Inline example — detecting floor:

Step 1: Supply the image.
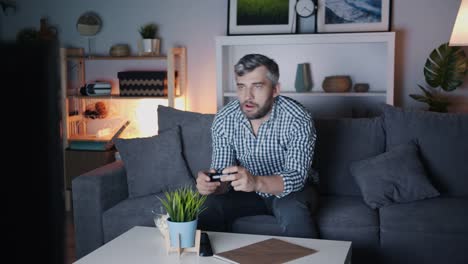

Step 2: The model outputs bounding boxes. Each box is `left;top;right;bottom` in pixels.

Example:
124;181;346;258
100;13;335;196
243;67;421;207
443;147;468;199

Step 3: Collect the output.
66;211;76;264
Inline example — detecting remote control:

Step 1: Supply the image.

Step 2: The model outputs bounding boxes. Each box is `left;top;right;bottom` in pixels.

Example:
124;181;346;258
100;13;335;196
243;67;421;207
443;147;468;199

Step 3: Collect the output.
199;232;213;257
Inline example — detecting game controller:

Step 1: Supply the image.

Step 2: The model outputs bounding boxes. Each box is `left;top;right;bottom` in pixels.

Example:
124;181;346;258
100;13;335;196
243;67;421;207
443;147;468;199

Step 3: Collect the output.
206;171;236;182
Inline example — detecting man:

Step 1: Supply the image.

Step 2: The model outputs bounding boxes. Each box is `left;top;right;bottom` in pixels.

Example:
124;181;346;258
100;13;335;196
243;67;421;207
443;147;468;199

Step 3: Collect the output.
196;54;319;238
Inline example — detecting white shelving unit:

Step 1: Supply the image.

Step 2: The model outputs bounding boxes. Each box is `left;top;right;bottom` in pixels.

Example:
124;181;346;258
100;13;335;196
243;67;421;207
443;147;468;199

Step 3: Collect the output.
216;32;395;117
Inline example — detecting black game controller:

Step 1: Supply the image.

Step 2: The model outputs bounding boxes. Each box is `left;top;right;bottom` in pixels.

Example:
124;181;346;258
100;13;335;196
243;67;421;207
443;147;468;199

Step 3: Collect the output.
206;171;224;182
206;170;236;182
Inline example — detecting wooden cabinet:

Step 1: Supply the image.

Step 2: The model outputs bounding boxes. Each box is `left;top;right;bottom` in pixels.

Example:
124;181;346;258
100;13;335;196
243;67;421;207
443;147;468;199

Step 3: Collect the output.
216;33;395;117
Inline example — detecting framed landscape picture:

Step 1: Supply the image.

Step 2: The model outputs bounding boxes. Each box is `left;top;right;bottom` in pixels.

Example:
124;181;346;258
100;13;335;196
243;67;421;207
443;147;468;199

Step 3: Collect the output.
228;0;296;35
317;0;391;33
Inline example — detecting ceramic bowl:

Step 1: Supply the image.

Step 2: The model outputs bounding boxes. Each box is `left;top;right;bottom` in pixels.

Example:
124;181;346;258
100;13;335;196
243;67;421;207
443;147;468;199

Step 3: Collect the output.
322;75;352;93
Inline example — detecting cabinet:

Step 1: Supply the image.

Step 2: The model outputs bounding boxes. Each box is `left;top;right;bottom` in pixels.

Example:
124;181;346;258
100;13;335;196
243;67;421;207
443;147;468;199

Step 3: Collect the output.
216;33;394;117
59;47;186;210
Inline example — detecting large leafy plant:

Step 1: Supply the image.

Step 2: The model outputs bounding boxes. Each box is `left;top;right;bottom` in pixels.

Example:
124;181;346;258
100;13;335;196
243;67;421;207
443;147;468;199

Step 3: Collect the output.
158;186;207;222
410;43;467;112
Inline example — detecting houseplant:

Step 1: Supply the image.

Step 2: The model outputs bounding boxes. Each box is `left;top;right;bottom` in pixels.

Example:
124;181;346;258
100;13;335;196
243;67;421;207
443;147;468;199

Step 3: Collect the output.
158;186;207;248
409;42;467;112
138;23;159;54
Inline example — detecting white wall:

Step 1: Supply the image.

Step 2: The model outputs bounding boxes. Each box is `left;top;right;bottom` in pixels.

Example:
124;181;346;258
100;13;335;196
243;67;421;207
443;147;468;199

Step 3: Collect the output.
1;0;467;113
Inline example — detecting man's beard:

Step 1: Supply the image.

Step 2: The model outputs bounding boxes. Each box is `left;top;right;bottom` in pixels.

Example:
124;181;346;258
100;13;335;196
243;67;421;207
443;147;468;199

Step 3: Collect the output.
241;98;274;120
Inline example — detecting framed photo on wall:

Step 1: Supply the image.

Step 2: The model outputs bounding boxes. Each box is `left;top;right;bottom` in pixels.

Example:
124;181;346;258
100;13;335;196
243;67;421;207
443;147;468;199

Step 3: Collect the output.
228;0;297;35
317;0;391;33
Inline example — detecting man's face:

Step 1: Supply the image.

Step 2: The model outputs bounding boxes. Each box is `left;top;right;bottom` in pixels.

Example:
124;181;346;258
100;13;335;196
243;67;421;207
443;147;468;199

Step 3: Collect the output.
236;66;280;120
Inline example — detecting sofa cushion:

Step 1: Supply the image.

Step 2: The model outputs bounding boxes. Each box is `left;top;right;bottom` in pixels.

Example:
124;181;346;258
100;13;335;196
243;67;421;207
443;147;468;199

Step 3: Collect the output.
102;194;162;242
114;126;194;198
380;196;468;264
381;104;468;196
158;105;215;179
380;196;468;234
350;141;440;209
317;196;380;263
313;117;385;196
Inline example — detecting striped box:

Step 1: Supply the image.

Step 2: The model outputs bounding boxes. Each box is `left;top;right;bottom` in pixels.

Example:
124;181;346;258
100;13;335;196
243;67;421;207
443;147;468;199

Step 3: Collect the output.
118;71;167;97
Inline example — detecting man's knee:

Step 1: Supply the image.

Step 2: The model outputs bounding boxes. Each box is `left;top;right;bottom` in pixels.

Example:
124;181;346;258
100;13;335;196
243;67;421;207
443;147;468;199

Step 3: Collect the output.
197;194;226;232
270;185;319;238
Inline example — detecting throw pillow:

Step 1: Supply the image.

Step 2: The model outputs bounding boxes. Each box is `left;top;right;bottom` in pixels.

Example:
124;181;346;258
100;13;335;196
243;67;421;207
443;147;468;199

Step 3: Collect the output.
381;104;468;196
114;126;194;198
157;105;215;179
350;141;440;209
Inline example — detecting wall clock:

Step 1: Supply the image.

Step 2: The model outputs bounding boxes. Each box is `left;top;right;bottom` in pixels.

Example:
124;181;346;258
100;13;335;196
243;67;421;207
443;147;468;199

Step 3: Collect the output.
295;0;317;18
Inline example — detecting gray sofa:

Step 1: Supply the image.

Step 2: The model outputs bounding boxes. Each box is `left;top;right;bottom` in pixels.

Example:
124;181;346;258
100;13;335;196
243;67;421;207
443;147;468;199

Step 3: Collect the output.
72;104;468;264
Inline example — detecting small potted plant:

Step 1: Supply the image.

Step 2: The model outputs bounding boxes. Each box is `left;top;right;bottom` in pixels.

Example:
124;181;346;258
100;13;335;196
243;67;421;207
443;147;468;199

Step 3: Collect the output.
138;23;159;54
158;186;207;248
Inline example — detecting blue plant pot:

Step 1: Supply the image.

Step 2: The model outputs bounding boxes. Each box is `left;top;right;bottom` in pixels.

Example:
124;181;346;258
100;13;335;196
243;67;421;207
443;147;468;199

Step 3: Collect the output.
167;218;198;248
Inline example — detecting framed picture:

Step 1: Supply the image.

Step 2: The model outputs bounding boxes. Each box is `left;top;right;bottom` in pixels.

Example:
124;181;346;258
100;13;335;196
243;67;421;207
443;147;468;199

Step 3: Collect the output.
317;0;391;33
228;0;297;35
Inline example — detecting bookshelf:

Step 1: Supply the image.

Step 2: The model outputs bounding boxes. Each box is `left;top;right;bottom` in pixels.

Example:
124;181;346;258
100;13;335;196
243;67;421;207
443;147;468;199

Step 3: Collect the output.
60;47;187;210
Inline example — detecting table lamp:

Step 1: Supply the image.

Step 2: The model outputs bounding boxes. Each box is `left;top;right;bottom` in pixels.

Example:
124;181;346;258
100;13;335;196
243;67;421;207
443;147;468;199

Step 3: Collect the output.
449;0;468;46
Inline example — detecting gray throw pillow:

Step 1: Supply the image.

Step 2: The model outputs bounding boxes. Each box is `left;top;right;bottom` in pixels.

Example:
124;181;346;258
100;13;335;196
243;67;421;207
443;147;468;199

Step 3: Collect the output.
157;105;215;179
114;126;194;198
381;104;468;196
350;142;440;209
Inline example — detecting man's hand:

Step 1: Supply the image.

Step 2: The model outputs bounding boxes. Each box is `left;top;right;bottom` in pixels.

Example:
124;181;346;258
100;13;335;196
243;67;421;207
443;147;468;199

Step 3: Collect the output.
221;166;257;192
196;169;221;195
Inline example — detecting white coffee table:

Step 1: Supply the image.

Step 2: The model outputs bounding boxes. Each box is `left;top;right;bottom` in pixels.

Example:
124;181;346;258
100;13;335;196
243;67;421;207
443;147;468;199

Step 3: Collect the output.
74;226;351;264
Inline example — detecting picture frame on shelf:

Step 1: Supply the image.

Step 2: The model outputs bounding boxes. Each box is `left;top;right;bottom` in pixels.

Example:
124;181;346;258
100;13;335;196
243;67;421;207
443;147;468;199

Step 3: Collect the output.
317;0;391;33
228;0;296;35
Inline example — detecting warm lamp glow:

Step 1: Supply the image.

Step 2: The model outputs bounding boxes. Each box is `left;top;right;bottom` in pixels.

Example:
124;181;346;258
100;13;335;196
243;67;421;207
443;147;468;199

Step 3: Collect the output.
450;0;468;46
119;97;186;138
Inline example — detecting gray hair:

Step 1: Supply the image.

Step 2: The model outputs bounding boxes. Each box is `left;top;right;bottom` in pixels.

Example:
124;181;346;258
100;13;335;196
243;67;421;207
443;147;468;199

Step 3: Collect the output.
234;54;279;87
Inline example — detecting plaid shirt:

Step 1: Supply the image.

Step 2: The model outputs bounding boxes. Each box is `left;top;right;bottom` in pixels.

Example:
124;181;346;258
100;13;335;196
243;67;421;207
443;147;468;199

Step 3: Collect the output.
210;95;317;198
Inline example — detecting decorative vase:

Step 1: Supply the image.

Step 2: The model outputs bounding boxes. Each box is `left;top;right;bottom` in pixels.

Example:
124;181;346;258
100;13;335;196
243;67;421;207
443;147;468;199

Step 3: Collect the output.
167;218;198;248
142;39;153;53
142;38;160;55
294;63;312;92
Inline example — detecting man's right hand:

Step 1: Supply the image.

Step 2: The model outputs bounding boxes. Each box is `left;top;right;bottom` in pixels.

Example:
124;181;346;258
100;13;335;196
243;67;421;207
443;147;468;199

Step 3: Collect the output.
196;169;222;195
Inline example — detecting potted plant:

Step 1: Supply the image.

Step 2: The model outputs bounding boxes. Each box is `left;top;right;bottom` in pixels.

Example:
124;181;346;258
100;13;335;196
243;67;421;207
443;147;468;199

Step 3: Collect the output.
409;42;467;112
138;23;159;54
158;186;207;248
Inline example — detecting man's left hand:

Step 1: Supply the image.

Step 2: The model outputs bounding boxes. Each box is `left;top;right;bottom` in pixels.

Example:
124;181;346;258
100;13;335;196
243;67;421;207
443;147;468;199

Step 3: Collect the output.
221;166;257;192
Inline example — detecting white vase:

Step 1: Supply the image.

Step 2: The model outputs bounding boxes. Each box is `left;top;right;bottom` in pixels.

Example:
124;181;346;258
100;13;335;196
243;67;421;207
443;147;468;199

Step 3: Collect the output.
142;38;160;55
142;39;153;53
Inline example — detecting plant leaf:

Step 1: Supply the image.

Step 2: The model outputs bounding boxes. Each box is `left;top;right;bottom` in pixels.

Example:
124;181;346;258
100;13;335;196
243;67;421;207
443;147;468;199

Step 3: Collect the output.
424;42;468;91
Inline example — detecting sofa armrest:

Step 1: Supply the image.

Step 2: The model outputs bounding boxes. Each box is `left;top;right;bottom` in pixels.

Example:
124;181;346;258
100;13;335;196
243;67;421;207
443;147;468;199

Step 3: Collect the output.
72;160;128;258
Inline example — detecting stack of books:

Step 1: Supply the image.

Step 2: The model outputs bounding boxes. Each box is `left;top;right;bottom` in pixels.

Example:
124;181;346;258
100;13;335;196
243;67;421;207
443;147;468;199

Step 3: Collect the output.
68;119;130;151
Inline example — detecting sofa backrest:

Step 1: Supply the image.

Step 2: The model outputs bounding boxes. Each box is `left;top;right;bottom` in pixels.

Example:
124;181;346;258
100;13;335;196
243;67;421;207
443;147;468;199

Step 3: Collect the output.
158;106;388;197
158;105;215;179
313;117;386;196
381;104;468;196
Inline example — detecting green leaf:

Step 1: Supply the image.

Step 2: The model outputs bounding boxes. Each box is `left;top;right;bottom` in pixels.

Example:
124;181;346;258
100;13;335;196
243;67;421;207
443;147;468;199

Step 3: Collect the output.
424;42;468;91
156;185;207;222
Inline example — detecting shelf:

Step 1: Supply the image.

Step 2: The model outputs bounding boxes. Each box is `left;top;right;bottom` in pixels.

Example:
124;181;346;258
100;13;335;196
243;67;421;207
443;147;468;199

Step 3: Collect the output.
67;95;183;100
216;32;395;117
223;92;387;97
67;55;167;60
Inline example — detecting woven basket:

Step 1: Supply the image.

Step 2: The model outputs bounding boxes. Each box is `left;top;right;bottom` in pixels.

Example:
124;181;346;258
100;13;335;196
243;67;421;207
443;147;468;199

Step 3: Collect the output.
322;75;352;93
110;44;130;57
